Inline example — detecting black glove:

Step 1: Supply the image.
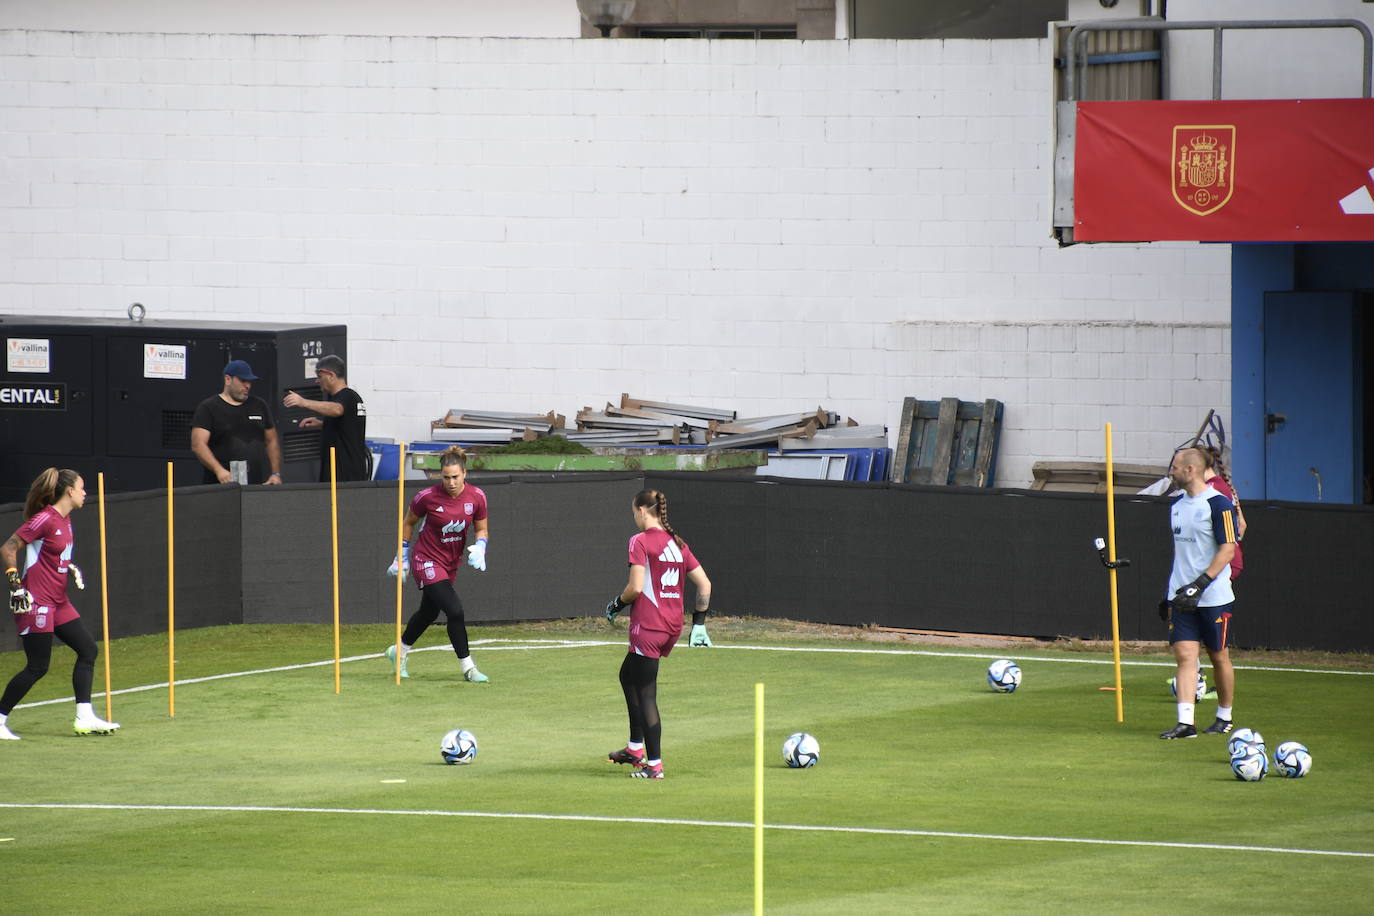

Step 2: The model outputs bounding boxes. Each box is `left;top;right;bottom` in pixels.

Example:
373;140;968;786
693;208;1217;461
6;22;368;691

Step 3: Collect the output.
1157;599;1172;622
605;594;629;623
1171;572;1214;613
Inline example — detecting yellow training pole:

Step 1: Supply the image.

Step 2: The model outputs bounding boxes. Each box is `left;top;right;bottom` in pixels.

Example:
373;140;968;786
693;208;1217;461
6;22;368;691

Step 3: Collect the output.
97;472;113;723
393;444;406;685
166;461;175;718
1105;423;1124;723
754;682;764;915
331;447;341;694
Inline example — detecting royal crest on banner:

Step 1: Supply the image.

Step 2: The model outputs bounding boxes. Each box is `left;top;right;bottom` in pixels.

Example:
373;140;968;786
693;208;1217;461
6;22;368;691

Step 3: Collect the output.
1173;125;1235;215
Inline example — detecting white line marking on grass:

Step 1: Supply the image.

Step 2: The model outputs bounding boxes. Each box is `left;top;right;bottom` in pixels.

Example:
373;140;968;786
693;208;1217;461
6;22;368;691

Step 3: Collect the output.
715;645;1374;676
15;638;1368;712
12;640;618;710
2;803;1370;860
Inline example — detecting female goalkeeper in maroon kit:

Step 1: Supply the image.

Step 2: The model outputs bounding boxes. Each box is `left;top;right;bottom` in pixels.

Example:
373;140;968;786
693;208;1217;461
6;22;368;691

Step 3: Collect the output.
383;446;490;683
605;489;712;779
1;468;119;740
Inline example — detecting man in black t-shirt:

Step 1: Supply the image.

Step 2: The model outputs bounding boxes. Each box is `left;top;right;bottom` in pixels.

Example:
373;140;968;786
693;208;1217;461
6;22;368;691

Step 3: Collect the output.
191;359;283;485
282;354;370;482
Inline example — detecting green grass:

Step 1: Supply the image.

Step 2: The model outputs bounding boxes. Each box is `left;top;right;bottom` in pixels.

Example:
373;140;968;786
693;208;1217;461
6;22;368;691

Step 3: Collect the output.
2;621;1372;914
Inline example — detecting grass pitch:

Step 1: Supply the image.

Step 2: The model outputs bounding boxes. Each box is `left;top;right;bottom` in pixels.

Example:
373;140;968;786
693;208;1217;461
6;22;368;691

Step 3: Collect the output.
2;620;1372;914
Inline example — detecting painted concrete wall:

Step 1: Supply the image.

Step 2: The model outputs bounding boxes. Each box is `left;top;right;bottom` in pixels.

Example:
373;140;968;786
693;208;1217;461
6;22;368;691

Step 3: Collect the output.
0;31;1232;486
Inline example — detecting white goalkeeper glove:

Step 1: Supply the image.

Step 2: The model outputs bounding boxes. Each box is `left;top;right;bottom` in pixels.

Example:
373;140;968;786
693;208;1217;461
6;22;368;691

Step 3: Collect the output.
387;541;410;580
466;538;488;572
6;568;32;615
68;563;85;590
689;623;713;647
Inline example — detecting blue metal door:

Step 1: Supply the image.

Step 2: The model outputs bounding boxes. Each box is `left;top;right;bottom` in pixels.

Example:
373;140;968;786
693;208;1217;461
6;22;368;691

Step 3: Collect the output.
1263;292;1358;502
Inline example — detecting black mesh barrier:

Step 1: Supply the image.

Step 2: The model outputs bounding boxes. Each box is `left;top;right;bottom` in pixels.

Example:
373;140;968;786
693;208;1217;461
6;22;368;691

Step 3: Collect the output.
647;473;1374;652
0;484;241;647
4;476;1371;651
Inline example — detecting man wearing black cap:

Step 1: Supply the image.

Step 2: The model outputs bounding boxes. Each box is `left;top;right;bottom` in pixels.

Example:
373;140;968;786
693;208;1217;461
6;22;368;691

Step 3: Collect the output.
282;355;370;482
190;359;283;485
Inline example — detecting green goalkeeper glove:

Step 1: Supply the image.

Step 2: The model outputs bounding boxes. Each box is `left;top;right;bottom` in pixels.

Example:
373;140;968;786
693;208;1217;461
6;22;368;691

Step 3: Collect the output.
689;624;712;647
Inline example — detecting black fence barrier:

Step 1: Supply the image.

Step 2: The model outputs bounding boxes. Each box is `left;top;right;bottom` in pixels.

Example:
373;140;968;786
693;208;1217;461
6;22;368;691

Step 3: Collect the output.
3;474;1371;652
646;473;1374;652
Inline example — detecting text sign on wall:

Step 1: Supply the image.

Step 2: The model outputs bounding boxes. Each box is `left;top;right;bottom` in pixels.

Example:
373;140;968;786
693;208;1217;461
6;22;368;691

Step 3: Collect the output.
6;338;50;373
144;343;188;380
0;383;65;410
1074;99;1374;242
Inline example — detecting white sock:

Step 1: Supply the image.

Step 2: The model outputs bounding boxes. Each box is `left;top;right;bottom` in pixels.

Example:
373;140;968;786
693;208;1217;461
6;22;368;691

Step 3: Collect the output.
1217;706;1233;721
627;741;645;752
1177;702;1195;726
459;655;476;674
0;712;7;725
646;758;661;767
397;642;411;659
77;702;94;718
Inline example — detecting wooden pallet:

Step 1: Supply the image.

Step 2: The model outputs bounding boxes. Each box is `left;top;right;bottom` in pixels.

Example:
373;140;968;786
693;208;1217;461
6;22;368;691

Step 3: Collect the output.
1029;461;1166;494
892;397;1003;486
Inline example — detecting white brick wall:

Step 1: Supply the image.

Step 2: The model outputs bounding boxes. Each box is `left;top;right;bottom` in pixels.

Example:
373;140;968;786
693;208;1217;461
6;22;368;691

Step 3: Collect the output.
0;31;1233;486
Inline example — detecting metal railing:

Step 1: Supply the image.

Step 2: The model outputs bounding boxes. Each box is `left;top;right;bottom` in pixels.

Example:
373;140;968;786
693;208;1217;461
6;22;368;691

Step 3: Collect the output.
1064;18;1373;101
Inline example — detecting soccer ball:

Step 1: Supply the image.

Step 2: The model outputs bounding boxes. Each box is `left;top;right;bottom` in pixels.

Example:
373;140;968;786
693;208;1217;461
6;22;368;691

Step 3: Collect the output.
987;659;1021;693
1230;744;1267;782
1227;727;1265;758
782;732;820;768
440;728;478;765
1169;670;1207;701
1273;741;1312;778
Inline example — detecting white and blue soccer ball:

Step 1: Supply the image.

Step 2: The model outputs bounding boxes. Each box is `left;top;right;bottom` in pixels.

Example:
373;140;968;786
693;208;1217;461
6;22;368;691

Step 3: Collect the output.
1227;727;1265;758
782;732;820;768
1273;741;1312;778
987;659;1021;693
1230;744;1268;782
1169;670;1207;702
440;728;478;765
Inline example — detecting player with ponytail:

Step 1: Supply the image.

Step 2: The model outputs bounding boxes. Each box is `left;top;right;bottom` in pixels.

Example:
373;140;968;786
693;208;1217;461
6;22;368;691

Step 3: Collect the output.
1200;444;1246;578
604;488;712;779
1;468;119;739
383;446;491;683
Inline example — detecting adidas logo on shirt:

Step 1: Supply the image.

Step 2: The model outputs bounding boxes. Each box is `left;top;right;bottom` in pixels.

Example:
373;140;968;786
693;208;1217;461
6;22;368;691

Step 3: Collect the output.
657;541;683;563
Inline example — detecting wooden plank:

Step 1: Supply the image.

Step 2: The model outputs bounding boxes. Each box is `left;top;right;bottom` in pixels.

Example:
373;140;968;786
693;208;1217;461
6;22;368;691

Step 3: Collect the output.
892;397;918;483
927;397;960;486
713;410;827;435
620;393;735;422
971;398;1002;487
706;421;814;449
605;403;713;429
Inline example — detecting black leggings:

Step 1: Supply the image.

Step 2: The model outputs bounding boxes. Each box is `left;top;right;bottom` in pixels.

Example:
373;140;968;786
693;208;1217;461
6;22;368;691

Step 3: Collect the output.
0;619;99;715
619;653;661;761
401;579;471;659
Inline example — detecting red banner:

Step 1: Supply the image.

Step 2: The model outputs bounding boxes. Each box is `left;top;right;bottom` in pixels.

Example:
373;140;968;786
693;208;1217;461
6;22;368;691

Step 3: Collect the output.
1073;99;1374;242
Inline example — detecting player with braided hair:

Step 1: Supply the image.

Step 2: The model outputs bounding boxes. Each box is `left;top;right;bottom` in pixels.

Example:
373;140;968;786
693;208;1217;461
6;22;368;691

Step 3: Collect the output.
1200;443;1246;578
604;488;712;779
1;468;119;739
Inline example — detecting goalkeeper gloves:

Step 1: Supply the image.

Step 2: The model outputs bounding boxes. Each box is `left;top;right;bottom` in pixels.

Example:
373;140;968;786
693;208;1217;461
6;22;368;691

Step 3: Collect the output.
466;538;488;572
6;568;32;615
1157;599;1172;622
605;594;628;623
689;623;712;647
68;563;85;590
1171;572;1214;613
387;541;410;580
